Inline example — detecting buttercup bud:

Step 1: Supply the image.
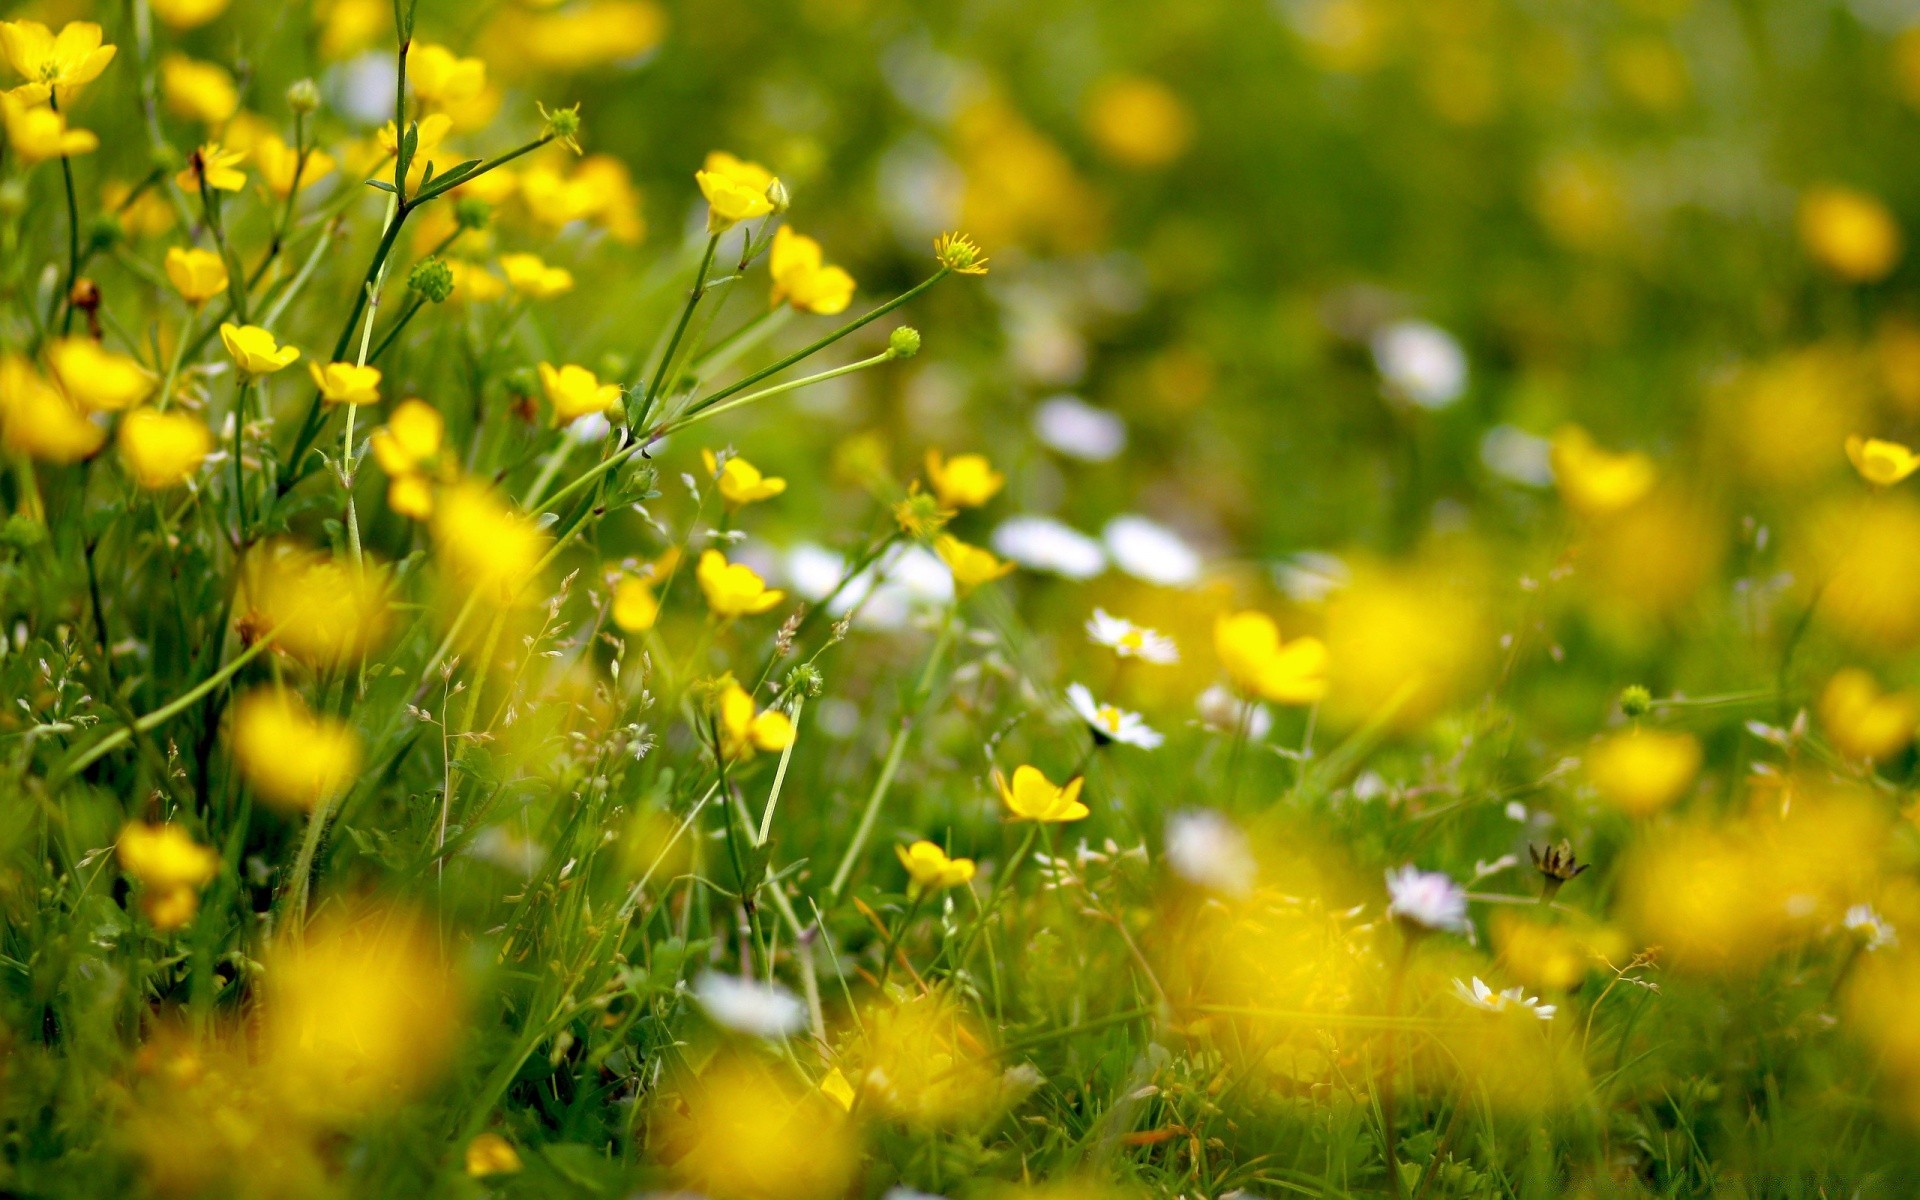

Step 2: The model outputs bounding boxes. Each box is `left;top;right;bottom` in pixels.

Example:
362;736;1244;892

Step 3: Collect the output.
765;177;790;215
287;78;321;115
408;257;455;303
1618;685;1652;719
539;102;583;154
888;326;921;359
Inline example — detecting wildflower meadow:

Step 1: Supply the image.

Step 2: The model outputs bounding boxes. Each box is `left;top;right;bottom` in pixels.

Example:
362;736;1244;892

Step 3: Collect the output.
5;0;1920;1196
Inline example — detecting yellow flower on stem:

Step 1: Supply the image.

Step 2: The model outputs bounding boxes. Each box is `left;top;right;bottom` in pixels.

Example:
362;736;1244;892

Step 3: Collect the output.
1819;669;1919;762
446;260;506;303
1549;425;1655;518
230;687;361;812
716;681;794;760
118;408;212;489
240;541;392;666
0;93;96;166
702;449;786;510
0;20;116;106
0;355;103;463
499;252;574;299
769;226;855;315
537;362;620;426
431;480;549;600
407;43;486;109
1214;610;1328;704
895;841;976;894
995;764;1088;823
935;535;1015;594
148;0;230;31
1585;728;1700;816
465;1133;522;1178
116;822;220;932
308;361;382;406
46;337;155;411
1845;435;1920;487
176;142;247;192
370;398;444;519
1799;185;1903;283
220;323;299;376
696;150;779;234
160;54;237;126
924;449;1004;509
696;549;784;618
165;246;229;305
932;231;989;275
611;575;660;631
254;135;335;197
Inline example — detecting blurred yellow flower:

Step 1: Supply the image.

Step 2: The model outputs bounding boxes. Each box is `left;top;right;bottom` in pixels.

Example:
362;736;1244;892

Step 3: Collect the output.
717;681;794;760
370;398;444;518
996;763;1088;823
103;179;174;239
0;19;116;105
896;840;976;894
408;43;486;108
935;534;1015;594
1845;434;1920;487
0;355;103;463
696;548;784;617
118;408;211;490
1214;610;1328;705
0;92;96;165
177;142;247;192
819;1067;856;1112
253;134;335;197
702;449;786;509
377;112;452;189
220;323;299;375
1084;75;1194;168
117;822;220;932
848;992;999;1126
231;687;361;812
1820;668;1918;762
308;360;381;406
479;0;666;74
924;448;1004;509
148;0;230;30
465;1133;522;1178
696;150;778;234
1550;425;1655;517
654;1054;858;1200
611;575;659;631
1799;186;1903;283
160;54;238;126
499;252;574;299
447;259;506;303
1801;495;1920;650
165;246;229;306
769;226;855;315
318;0;385;60
46;337;154;411
431;480;549;600
242;541;392;666
537;362;620;425
1585;728;1700;816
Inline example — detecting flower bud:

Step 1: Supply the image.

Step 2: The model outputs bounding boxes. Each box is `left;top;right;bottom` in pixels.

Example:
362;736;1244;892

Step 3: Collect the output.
765;177;790;215
538;102;583;153
286;78;321;115
1618;685;1652;719
888;326;921;359
408;256;455;303
454;197;492;231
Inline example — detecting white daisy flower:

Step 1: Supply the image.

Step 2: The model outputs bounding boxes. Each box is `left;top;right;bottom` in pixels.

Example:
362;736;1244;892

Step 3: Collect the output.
1165;809;1256;896
1195;684;1271;739
1066;683;1164;749
1033;394;1127;462
1845;903;1897;951
1103;514;1203;587
1086;608;1178;663
991;515;1106;579
691;971;807;1038
1371;319;1467;410
1385;864;1470;934
1451;976;1555;1020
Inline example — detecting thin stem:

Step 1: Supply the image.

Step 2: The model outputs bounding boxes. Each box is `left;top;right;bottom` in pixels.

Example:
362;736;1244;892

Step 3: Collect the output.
653;349;899;439
632;235;721;433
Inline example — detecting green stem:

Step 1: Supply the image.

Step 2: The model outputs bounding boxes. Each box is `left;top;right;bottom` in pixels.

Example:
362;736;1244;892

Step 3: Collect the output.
632;235;721;433
653;349;899;439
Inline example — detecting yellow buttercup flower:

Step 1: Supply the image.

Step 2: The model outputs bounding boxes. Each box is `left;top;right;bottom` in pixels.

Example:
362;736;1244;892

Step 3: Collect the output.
1845;435;1920;487
231;687;362;812
611;575;660;632
924;449;1004;509
116;822;220;932
102;178;174;239
1585;728;1700;816
932;231;989;275
118;408;212;489
696;549;784;618
447;259;506;303
177;142;247;193
1819;669;1918;762
769;226;855;315
895;841;976;894
165;246;229;305
696;150;779;234
371;398;444;519
499;253;575;299
934;535;1015;594
308;361;382;406
46;337;155;411
160;54;238;126
1085;75;1194;168
254;134;335;197
1;92;96;166
1549;425;1655;517
220;324;299;376
240;542;392;666
716;681;795;760
995;764;1088;823
0;355;104;463
465;1133;522;1179
0;20;116;106
702;449;786;509
1799;185;1903;283
148;0;231;30
1213;610;1328;704
407;43;486;109
537;362;620;426
431;481;549;600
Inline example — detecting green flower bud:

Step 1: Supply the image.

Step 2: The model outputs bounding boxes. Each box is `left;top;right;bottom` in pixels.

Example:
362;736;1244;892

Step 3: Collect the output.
286;78;321;115
408;256;455;303
1618;685;1653;719
888;326;921;359
454;197;492;231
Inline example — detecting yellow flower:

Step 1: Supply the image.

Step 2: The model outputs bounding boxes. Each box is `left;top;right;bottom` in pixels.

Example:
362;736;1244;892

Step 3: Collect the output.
1084;75;1194;168
46;337;155;411
1799;185;1903;283
176;142;247;193
0;20;116;106
819;1068;857;1112
1845;435;1920;487
702;449;787;509
932;231;989;275
995;764;1088;823
148;0;231;30
253;135;335;197
431;480;549;600
165;247;229;306
102;178;174;239
241;542;391;666
0;92;96;166
118;408;212;489
934;535;1015;594
892;485;954;541
499;252;574;299
0;355;103;463
696;150;779;234
116;822;220;932
376;111;452;189
220;324;299;376
696;548;784;618
924;449;1004;509
465;1133;522;1178
1585;728;1700;816
1820;669;1918;762
446;260;506;303
308;361;382;406
895;840;976;894
768;226;855;315
231;687;362;812
537;362;620;426
407;43;486;109
1549;425;1655;517
716;682;794;760
371;398;444;518
160;54;238;126
612;575;660;632
1213;611;1328;705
